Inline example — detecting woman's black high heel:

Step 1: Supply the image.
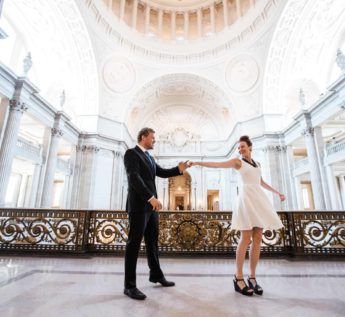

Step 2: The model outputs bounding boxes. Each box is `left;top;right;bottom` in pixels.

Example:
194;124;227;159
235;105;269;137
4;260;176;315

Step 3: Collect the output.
233;275;253;296
247;277;263;295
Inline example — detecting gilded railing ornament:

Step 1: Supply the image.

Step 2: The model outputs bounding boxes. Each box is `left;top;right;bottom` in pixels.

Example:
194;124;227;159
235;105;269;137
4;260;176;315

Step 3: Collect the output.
0;209;344;256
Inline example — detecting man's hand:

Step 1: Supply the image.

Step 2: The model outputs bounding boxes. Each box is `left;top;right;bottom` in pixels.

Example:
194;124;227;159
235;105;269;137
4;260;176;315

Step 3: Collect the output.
149;197;163;211
178;161;191;173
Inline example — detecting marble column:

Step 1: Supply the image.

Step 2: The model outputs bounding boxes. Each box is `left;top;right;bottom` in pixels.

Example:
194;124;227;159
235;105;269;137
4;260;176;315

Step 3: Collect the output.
313;126;331;209
0;0;4;16
0;0;6;39
110;150;124;209
325;165;341;210
158;9;163;36
236;0;241;18
0;98;9;147
0;99;28;206
302;127;326;209
69;144;83;209
63;146;76;208
184;11;189;39
121;174;128;210
28;163;41;207
61;173;71;209
132;0;138;28
145;5;150;34
222;0;228;26
338;175;345;209
262;145;285;210
293;176;302;209
40;128;63;208
77;145;100;209
210;4;215;34
281;145;298;209
197;9;202;38
119;0;126;20
17;173;29;207
35;128;52;207
171;11;176;40
162;179;168;210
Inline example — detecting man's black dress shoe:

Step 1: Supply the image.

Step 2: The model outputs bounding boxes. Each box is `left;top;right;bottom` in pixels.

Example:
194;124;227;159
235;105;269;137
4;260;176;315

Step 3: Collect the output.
149;277;175;287
124;287;147;300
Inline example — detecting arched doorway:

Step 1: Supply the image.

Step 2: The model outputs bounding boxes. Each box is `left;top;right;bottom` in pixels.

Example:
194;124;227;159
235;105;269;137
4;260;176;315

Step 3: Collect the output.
168;172;191;211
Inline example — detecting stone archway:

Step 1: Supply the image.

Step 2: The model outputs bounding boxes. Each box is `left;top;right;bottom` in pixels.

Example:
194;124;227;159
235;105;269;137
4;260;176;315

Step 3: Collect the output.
168;172;192;211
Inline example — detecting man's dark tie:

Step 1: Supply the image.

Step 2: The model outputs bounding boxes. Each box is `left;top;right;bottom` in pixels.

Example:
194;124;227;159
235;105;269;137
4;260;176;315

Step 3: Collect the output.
145;151;155;168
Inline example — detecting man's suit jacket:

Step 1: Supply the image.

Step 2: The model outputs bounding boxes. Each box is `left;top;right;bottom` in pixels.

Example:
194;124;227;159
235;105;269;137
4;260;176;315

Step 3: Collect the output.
124;146;182;213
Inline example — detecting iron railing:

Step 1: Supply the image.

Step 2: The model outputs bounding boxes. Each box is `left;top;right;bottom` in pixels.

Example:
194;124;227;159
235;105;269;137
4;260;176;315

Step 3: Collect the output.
0;209;344;257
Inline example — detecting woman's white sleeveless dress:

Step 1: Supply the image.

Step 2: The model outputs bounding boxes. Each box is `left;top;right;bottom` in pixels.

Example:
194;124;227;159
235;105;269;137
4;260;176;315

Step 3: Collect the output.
231;159;284;231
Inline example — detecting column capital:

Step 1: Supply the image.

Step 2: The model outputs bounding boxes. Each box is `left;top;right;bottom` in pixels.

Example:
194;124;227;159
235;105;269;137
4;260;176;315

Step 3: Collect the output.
339;100;345;110
114;150;123;158
301;127;314;137
51;127;64;137
78;145;100;153
262;145;286;153
9;99;28;113
336;48;345;73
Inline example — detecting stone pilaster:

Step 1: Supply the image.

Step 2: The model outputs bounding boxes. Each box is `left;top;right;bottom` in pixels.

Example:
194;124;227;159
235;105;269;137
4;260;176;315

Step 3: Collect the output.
261;145;286;210
76;145;100;208
325;165;341;210
28;163;42;207
40;127;63;207
281;145;298;209
313;126;331;209
110;150;124;209
301;127;326;209
0;99;28;205
338;176;345;209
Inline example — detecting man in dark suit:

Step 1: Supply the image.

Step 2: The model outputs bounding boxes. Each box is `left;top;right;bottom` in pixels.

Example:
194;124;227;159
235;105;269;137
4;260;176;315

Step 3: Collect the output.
123;127;190;300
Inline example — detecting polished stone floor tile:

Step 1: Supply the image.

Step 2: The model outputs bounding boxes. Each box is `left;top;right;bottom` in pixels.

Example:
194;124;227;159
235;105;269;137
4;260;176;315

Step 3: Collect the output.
0;256;344;317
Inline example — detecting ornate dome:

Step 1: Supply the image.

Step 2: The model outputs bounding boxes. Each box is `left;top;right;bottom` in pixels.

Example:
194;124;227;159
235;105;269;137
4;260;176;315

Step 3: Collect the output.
104;0;255;41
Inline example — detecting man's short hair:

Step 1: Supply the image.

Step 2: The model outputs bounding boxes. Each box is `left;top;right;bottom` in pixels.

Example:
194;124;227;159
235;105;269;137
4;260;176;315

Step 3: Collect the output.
137;127;155;143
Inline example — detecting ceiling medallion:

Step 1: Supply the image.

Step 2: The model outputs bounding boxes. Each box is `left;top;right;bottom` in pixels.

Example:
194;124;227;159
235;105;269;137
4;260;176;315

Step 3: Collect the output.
102;56;136;93
226;55;260;93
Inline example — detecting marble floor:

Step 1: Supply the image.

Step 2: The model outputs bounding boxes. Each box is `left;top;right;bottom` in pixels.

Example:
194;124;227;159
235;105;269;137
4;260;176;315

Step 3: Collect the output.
0;255;344;317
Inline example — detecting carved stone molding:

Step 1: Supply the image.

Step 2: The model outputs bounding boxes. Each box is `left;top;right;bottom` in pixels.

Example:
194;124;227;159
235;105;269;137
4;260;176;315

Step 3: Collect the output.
102;56;135;93
301;127;314;137
159;128;201;153
226;55;260;93
114;150;123;158
6;0;99;114
263;0;345;113
51;128;64;137
9;99;28;113
85;0;279;63
262;145;287;153
336;49;345;73
77;145;100;153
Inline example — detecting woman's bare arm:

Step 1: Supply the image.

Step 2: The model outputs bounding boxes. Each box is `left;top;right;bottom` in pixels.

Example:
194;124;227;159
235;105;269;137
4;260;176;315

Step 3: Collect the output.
192;158;241;169
260;178;285;201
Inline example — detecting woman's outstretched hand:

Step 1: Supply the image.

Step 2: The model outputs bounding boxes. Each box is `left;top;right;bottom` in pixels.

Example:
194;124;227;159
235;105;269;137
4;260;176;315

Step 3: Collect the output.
278;193;285;201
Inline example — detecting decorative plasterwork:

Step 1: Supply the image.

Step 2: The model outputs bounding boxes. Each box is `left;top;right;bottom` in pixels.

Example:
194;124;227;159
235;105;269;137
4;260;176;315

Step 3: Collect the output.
143;0;213;10
102;56;136;93
3;0;99;119
263;0;345;115
126;73;233;140
225;54;260;94
80;0;282;63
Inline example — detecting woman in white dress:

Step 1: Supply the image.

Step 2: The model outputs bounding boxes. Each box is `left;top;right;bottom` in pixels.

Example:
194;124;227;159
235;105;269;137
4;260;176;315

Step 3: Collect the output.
191;135;285;296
